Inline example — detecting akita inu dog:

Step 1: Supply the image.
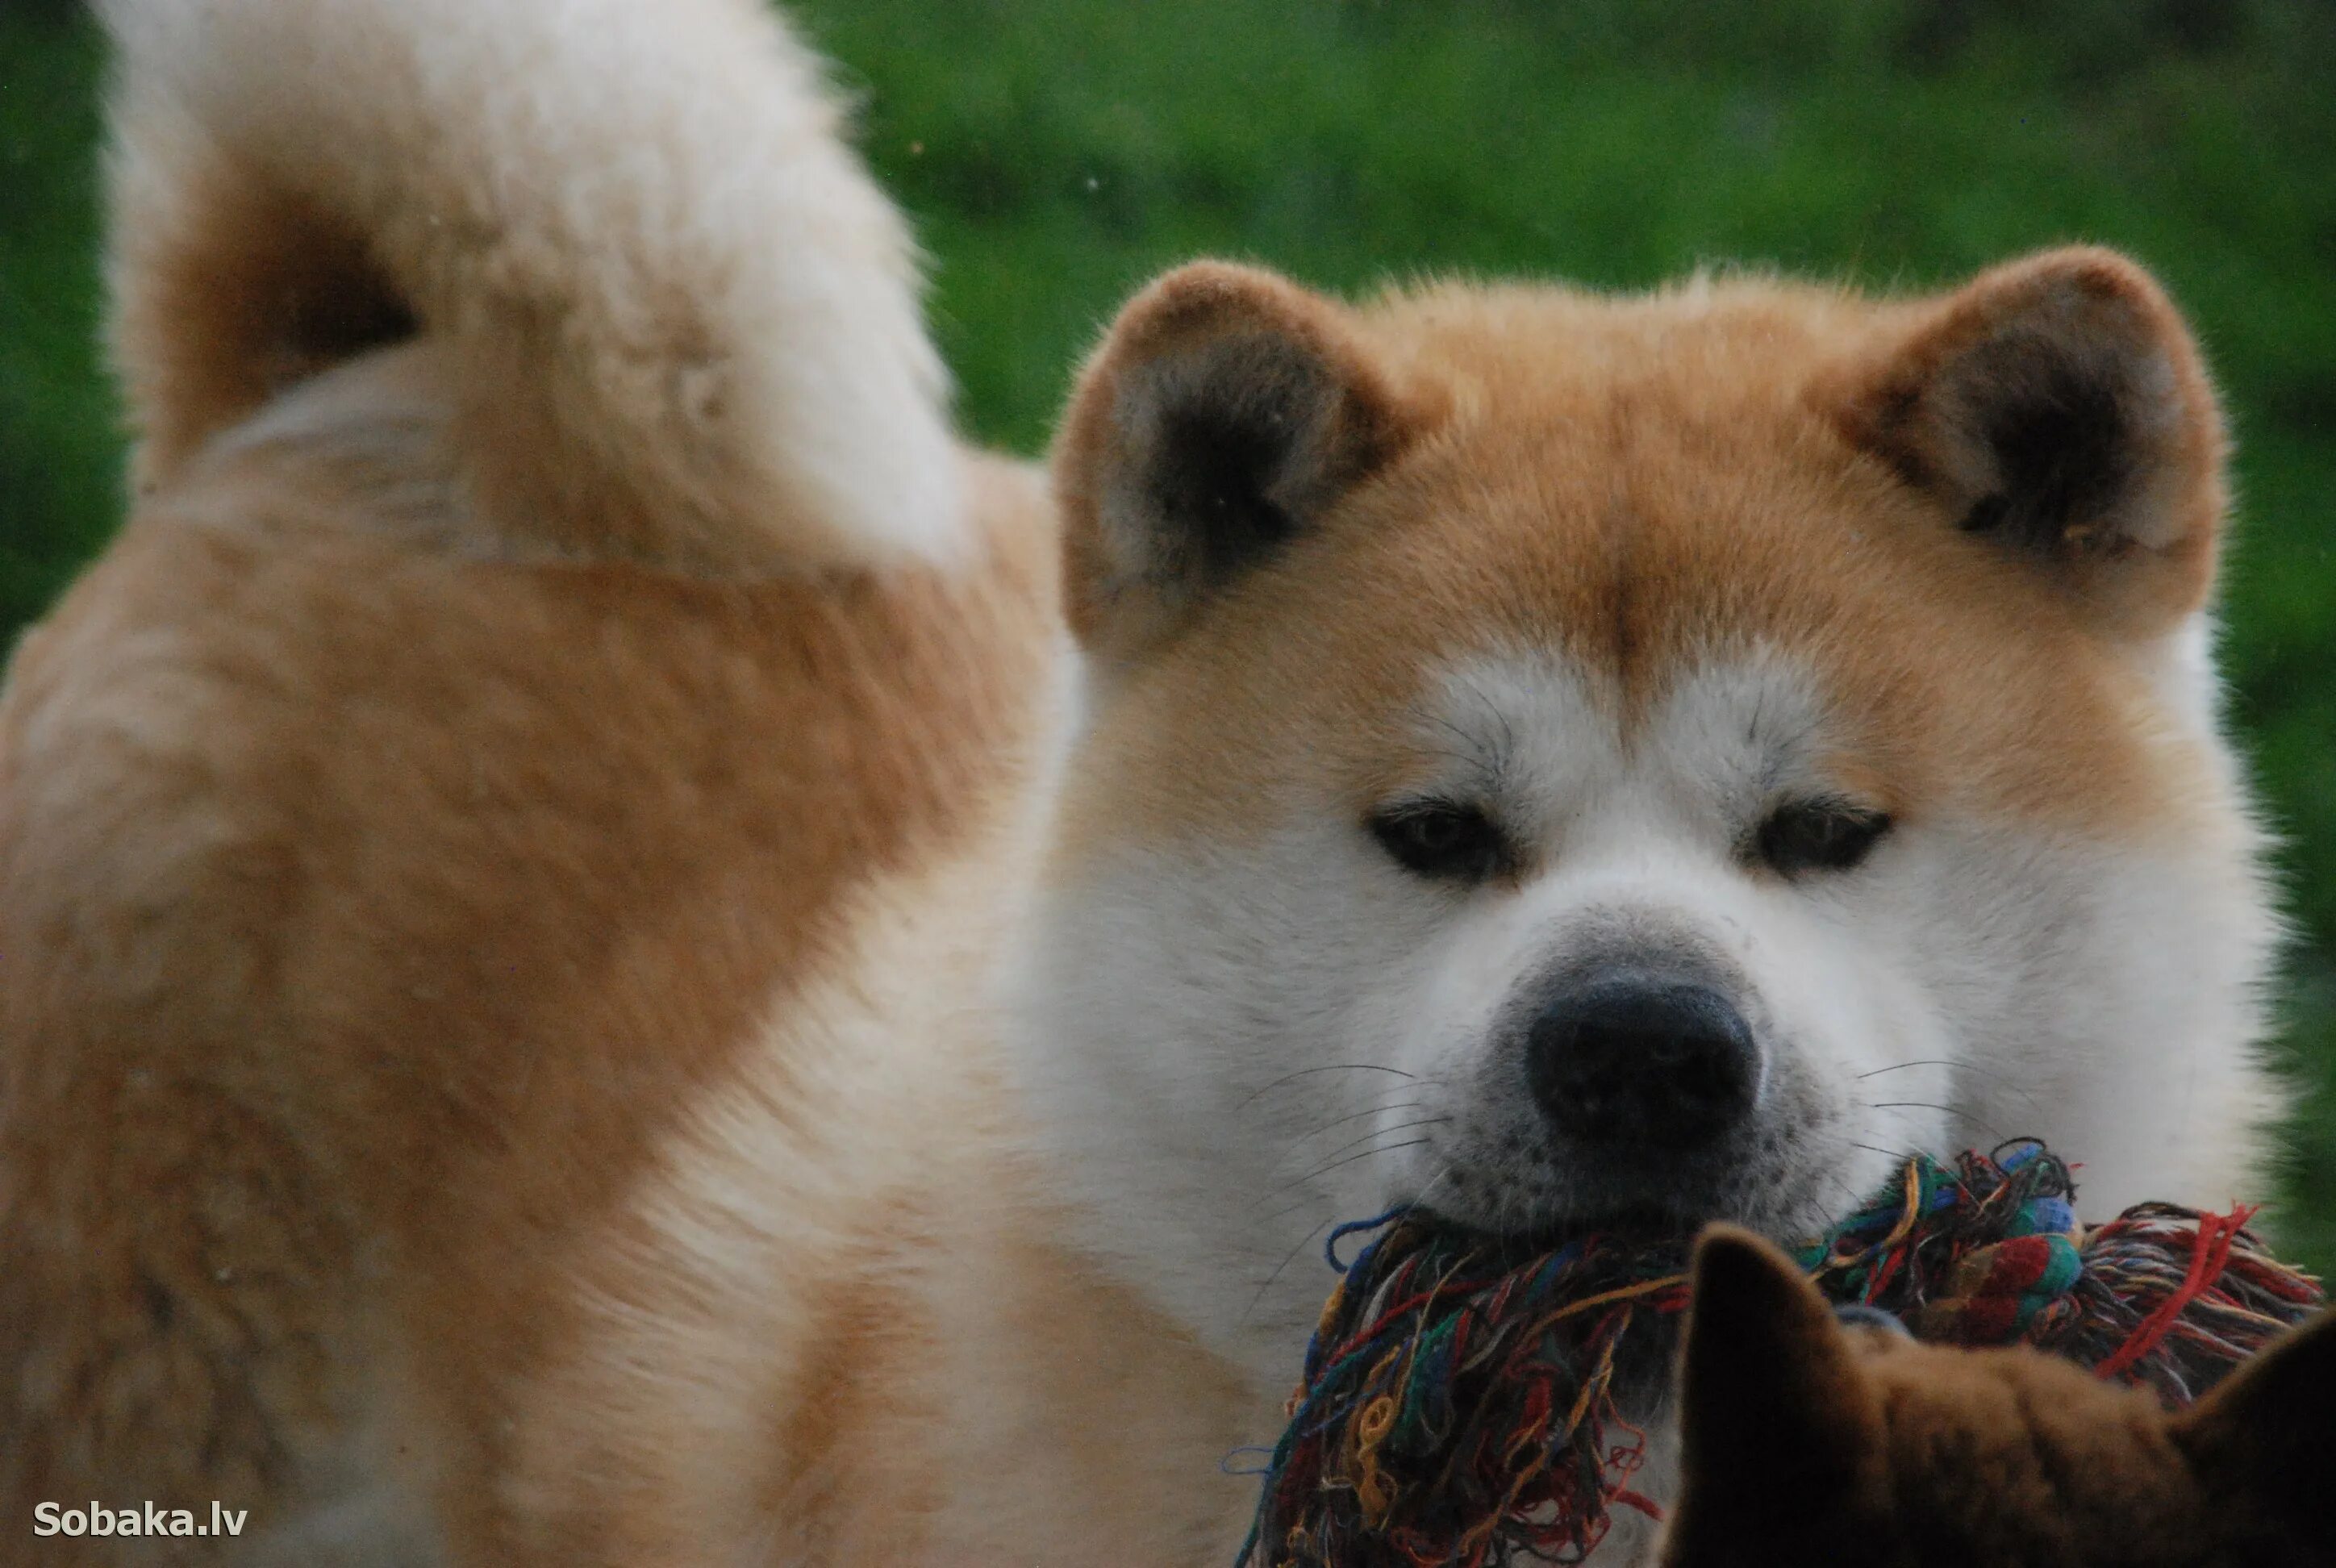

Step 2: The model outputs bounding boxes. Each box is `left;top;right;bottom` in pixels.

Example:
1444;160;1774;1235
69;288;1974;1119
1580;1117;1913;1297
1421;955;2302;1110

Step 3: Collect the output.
0;0;2279;1562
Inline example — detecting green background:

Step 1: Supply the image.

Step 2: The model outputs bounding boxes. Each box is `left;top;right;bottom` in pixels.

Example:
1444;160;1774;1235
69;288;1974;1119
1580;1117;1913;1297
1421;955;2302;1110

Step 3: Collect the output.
5;0;2334;1262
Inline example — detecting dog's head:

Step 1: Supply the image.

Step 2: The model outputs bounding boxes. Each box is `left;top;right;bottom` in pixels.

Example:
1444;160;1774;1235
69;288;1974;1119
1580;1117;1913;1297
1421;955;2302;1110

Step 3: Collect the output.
1011;252;2274;1382
1660;1228;2336;1567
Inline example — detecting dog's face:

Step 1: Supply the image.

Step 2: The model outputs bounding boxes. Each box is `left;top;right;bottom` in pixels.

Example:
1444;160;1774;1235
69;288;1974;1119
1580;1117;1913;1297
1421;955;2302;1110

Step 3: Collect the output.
1012;253;2271;1384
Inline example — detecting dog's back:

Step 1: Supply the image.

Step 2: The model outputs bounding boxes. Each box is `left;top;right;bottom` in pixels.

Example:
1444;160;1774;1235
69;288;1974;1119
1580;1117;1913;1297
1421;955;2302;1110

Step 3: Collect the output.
0;2;1060;1560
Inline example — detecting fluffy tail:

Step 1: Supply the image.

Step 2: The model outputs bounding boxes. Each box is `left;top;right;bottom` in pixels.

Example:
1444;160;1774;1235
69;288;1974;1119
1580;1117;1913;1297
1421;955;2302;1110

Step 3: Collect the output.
98;0;962;571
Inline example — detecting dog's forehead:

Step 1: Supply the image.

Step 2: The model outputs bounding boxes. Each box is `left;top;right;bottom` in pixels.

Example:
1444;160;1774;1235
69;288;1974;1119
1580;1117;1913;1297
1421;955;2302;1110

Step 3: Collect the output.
1279;418;1953;796
1341;360;1930;683
1408;649;1839;810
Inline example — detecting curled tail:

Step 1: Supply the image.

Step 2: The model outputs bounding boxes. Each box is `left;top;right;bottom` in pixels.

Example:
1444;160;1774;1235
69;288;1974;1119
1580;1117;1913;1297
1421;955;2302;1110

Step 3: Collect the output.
99;0;962;570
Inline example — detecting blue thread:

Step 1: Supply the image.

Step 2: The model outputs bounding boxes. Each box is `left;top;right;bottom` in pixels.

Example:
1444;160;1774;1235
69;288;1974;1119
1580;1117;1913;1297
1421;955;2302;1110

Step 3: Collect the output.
1996;1137;2047;1171
2020;1195;2077;1237
1324;1207;1408;1274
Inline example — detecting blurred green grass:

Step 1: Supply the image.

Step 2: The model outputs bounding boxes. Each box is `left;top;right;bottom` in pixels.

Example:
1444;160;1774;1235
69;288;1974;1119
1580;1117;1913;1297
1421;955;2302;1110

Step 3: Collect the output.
4;0;2334;1264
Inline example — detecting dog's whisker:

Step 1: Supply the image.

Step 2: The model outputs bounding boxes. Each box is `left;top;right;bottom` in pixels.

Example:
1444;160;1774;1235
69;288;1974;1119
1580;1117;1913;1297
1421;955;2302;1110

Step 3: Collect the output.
1249;1192;1329;1233
1238;1216;1333;1331
1261;1112;1438;1196
1280;1093;1420;1140
1254;1135;1443;1210
1866;1099;2016;1143
1823;1170;1866;1212
1237;1064;1417;1110
1270;1116;1448;1205
1280;1097;1432;1149
1856;1058;2047;1114
1241;1159;1460;1319
1249;1148;1452;1237
1407;1161;1458;1217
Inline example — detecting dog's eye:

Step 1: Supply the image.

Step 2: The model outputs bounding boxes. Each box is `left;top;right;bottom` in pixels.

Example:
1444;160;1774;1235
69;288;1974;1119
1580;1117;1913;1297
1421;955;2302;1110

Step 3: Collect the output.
1756;799;1892;875
1368;801;1507;882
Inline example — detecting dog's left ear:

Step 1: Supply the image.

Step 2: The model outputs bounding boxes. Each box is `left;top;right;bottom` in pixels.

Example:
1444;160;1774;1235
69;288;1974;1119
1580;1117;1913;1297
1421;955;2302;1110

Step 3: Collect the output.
1659;1226;1888;1565
1832;247;2225;640
2171;1304;2336;1524
1053;261;1425;664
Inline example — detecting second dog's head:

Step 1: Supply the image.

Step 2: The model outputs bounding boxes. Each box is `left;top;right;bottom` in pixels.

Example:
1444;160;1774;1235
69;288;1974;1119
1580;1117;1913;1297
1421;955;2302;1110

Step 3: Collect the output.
1010;253;2272;1382
1660;1228;2336;1568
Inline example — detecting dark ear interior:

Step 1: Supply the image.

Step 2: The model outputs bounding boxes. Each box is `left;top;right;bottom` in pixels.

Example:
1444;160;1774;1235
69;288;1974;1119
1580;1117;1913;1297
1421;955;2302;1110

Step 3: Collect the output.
1133;333;1329;587
1662;1227;1883;1562
2171;1304;2336;1518
1053;261;1418;661
1833;246;2225;639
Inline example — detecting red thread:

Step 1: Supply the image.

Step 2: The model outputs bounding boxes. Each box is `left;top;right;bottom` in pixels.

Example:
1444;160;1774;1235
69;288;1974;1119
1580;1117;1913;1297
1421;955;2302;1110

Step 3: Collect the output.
2094;1203;2253;1381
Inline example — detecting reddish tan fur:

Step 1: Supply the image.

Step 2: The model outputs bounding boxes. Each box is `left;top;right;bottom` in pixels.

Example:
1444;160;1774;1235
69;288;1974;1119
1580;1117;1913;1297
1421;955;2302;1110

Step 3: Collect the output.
0;350;1061;1561
1661;1228;2336;1567
2;1;1055;1558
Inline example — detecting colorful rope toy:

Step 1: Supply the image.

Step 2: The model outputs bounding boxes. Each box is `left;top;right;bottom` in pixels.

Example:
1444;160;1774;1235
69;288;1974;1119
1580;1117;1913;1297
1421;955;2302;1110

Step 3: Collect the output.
1235;1141;2324;1568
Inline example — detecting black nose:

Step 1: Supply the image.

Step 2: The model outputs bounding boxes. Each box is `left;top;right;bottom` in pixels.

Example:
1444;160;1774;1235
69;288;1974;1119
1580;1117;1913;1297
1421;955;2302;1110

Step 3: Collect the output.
1526;979;1758;1151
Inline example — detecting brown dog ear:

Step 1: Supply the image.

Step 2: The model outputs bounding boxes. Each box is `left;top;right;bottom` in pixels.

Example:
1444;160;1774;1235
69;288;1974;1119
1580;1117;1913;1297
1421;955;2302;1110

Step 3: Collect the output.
1831;247;2225;640
2171;1304;2336;1527
1052;262;1422;663
1661;1226;1885;1564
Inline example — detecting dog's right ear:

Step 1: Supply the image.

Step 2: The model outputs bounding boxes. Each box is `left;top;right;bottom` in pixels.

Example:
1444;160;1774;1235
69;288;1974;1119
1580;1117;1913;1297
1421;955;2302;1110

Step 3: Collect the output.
1053;262;1423;664
1659;1227;1887;1566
